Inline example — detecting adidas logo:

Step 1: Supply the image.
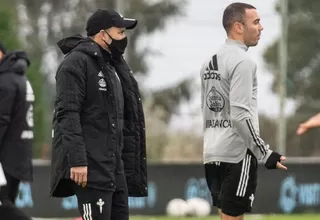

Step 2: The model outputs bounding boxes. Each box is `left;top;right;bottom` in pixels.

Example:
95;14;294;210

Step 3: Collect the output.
98;71;104;77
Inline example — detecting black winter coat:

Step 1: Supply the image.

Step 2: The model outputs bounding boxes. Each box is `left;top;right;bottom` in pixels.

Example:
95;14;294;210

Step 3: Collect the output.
50;35;147;197
0;51;34;181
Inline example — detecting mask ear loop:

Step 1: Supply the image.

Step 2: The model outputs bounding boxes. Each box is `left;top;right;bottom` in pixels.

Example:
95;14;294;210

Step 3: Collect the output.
103;30;114;46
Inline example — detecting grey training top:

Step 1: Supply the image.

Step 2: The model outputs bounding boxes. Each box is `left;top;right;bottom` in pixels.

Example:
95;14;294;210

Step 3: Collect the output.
200;39;272;164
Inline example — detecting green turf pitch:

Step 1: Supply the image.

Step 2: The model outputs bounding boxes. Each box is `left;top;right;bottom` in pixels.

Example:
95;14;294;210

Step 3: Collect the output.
129;214;320;220
35;214;320;220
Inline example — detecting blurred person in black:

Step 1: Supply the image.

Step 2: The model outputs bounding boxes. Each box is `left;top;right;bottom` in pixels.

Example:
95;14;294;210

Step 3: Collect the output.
296;113;320;135
0;42;34;205
0;163;32;220
50;9;147;220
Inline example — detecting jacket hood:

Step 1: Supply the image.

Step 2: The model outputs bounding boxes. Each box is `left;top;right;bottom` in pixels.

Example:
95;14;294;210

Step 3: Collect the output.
0;50;30;75
57;34;103;58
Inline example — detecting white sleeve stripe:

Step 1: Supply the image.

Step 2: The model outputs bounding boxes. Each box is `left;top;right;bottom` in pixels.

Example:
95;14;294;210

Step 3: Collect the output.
246;119;268;155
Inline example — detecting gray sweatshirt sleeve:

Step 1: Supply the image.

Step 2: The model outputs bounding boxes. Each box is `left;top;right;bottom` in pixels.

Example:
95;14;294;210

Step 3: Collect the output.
200;60;207;110
230;59;272;163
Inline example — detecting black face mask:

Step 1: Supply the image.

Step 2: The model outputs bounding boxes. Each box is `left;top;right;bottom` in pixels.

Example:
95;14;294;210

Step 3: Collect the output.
103;31;128;56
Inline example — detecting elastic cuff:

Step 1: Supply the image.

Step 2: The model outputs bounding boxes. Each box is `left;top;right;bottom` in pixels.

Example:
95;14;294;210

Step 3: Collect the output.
261;149;272;164
67;153;87;167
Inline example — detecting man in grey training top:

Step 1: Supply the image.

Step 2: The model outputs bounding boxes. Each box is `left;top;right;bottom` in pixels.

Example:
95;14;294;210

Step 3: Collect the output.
200;3;287;220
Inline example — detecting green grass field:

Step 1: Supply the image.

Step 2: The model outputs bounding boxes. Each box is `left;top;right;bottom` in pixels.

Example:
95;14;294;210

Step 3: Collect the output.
128;214;320;220
36;214;319;220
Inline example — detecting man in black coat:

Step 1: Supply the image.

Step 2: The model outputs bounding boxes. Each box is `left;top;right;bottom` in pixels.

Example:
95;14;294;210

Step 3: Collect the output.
50;9;147;220
0;43;34;205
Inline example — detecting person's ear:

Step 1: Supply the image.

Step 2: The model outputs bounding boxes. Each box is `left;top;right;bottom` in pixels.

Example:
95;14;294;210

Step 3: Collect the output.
234;22;244;34
99;30;106;39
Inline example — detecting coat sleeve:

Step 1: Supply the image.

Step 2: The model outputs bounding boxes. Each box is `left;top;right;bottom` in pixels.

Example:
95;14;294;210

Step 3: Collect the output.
55;61;87;167
0;75;16;149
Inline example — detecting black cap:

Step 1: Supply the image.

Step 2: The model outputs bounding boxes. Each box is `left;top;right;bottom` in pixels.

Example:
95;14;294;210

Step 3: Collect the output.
86;9;137;36
0;42;6;54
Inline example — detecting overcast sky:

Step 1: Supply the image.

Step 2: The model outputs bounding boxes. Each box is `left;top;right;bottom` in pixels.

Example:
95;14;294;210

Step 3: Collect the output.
139;0;296;131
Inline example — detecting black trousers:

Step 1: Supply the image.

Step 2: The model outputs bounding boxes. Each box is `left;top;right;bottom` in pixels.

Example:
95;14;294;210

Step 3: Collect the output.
0;172;20;204
74;174;129;220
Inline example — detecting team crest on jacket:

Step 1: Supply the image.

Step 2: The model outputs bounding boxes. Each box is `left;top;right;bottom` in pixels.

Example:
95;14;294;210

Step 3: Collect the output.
98;78;107;91
99;78;106;87
206;86;225;112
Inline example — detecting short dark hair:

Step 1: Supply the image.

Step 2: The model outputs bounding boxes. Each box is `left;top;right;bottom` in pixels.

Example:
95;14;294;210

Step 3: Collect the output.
222;2;256;34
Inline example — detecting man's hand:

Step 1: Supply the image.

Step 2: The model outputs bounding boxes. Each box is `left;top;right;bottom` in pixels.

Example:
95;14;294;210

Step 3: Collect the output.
276;156;287;170
70;166;87;187
265;152;287;170
296;123;309;135
296;113;320;135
